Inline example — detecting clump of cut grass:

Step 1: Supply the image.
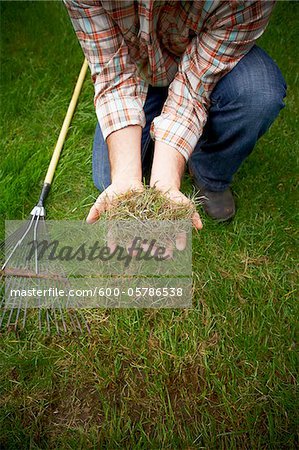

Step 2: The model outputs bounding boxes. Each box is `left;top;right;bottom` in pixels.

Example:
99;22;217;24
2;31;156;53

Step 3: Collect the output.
105;187;199;221
103;187;200;247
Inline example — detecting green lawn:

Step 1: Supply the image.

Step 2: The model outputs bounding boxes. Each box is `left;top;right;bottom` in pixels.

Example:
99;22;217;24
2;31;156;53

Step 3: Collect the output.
0;1;298;449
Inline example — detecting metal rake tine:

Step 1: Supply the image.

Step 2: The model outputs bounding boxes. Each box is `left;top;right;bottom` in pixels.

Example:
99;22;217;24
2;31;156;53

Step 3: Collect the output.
40;280;52;334
76;309;91;334
55;280;67;333
0;273;20;328
0;284;11;328
16;277;32;331
53;278;64;333
33;213;42;275
60;277;80;333
65;288;90;334
13;297;22;331
65;304;84;333
1;214;36;271
0;302;8;328
12;284;27;331
61;311;68;333
9;238;33;331
58;302;67;333
38;223;48;275
66;295;88;333
51;305;60;335
72;310;83;333
5;222;29;243
65;307;81;333
0;221;29;280
0;281;5;309
22;296;29;329
0;222;29;256
46;308;51;334
5;293;17;329
9;272;28;331
38;294;42;331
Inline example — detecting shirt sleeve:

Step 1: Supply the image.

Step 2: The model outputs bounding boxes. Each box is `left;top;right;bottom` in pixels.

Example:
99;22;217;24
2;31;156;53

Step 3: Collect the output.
150;0;276;161
64;0;148;140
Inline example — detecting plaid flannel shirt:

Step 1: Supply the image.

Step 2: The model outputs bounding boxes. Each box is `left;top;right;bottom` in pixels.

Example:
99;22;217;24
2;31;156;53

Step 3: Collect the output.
64;0;275;160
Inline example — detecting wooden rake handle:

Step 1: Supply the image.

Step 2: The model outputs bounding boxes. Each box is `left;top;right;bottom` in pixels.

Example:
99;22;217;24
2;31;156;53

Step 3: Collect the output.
44;58;89;185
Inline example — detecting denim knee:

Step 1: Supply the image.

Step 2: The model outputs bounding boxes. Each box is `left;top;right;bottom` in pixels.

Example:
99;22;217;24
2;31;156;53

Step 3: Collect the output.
240;66;286;121
211;46;287;123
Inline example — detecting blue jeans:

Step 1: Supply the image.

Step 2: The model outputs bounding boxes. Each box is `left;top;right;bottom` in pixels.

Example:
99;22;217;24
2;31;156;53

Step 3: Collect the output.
92;46;286;192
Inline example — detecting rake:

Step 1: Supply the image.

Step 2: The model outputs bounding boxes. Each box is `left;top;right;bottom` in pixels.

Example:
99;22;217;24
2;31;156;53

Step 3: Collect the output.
0;59;91;334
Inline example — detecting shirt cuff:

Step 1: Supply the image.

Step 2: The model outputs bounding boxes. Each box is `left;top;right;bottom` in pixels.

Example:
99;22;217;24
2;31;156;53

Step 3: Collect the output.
150;112;203;161
96;94;146;141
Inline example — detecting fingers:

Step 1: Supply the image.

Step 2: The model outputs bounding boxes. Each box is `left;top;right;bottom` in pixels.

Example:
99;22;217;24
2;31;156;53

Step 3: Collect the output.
175;231;187;250
163;241;173;259
86;204;101;224
192;211;203;230
163;189;203;231
107;227;117;253
86;190;113;224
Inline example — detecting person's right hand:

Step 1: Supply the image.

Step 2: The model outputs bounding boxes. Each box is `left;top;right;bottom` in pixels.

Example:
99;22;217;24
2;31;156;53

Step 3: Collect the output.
86;178;144;224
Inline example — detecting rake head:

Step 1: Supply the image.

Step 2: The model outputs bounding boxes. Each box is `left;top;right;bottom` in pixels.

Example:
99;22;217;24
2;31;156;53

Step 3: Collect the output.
0;206;90;334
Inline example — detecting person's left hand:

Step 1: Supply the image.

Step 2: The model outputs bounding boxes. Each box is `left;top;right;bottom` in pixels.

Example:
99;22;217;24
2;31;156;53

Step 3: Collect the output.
150;141;203;240
156;186;202;231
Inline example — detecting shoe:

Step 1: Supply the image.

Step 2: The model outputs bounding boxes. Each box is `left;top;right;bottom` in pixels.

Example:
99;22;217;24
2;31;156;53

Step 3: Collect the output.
193;179;236;222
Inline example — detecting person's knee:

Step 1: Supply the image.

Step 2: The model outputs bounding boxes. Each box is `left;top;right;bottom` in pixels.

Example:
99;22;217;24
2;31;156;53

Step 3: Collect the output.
240;67;286;118
212;47;287;118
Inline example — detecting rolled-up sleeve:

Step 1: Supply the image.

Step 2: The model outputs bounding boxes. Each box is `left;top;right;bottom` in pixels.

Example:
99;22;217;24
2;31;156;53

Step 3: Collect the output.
64;0;148;140
150;1;275;161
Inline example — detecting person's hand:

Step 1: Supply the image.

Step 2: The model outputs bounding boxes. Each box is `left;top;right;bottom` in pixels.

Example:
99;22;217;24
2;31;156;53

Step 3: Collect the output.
155;185;202;231
86;178;144;224
141;183;201;257
150;141;203;232
86;125;144;224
